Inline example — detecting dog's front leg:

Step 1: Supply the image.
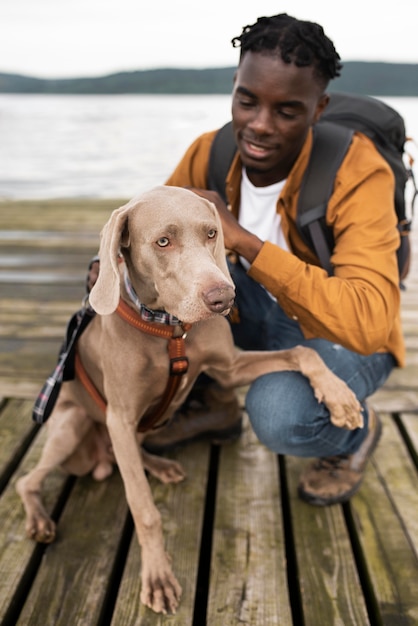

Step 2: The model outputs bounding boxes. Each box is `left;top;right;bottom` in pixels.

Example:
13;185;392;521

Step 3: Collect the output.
106;409;182;614
210;345;363;430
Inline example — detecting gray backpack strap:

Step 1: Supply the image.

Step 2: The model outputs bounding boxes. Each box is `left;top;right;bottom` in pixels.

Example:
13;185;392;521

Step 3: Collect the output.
297;121;354;275
207;121;236;203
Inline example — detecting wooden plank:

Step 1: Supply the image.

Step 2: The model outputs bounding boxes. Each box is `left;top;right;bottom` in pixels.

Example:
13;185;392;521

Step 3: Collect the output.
378;364;418;390
370;388;418;413
0;198;120;231
349;413;418;624
0;313;72;336
1;299;85;314
111;442;210;625
0;380;45;402
0;399;36;482
0;428;69;623
0;203;102;398
0;282;86;302
372;414;418;554
16;471;129;626
0;303;77;342
0;238;98;255
207;417;293;626
285;456;370;625
400;413;418;462
0;337;62;386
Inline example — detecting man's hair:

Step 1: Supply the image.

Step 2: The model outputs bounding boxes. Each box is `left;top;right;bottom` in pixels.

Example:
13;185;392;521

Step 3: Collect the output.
231;14;342;86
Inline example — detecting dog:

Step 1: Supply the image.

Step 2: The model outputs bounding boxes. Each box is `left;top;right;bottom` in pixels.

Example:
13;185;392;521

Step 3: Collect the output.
16;186;362;614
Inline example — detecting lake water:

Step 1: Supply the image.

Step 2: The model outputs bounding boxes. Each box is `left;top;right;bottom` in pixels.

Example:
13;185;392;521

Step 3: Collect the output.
0;94;417;200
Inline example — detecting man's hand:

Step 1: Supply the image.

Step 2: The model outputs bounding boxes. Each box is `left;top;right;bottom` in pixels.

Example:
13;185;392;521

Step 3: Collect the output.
188;188;263;264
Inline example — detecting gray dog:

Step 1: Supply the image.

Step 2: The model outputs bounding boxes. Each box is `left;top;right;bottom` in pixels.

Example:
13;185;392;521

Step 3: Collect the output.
17;186;362;614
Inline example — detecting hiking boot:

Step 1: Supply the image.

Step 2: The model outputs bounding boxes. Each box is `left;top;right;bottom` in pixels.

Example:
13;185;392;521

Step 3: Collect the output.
297;407;382;506
143;383;242;454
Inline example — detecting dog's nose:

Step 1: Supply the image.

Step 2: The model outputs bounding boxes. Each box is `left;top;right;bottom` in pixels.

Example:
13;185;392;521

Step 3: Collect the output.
202;284;235;314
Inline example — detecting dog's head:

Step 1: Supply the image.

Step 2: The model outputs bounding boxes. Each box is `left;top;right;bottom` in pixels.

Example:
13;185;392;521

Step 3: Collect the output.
89;186;235;323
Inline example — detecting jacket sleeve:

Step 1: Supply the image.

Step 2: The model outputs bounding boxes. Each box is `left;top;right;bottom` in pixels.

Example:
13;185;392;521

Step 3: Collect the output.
249;138;401;357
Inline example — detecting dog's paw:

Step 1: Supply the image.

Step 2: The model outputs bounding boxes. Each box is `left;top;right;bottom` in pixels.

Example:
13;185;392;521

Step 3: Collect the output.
141;449;186;484
16;475;57;543
140;553;182;614
329;402;364;430
26;515;57;544
313;375;363;430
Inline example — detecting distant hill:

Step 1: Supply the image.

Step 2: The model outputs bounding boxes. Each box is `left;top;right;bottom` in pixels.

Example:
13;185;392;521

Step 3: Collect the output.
0;62;417;96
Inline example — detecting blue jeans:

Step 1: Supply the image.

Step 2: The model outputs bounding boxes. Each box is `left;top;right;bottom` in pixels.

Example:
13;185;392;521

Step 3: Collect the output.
228;261;396;458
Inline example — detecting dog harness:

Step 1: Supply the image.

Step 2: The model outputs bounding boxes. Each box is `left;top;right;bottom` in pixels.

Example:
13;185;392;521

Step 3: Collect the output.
75;298;192;433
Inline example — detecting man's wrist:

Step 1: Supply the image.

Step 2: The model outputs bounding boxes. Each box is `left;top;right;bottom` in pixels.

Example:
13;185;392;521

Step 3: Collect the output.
234;233;264;264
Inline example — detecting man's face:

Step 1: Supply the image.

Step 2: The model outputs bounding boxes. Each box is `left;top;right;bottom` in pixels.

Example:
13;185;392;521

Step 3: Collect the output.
231;51;329;186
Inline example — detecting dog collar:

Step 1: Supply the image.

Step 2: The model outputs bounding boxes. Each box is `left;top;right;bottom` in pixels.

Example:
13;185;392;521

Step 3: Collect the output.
124;268;182;326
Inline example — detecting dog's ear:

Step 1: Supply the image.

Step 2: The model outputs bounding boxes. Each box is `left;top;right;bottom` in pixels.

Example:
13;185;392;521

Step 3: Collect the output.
89;202;133;314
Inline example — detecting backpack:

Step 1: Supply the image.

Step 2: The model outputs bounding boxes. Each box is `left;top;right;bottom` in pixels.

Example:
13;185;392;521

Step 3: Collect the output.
207;92;416;283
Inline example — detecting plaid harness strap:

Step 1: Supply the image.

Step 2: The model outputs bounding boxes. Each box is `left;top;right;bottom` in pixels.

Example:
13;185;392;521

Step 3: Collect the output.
32;306;96;424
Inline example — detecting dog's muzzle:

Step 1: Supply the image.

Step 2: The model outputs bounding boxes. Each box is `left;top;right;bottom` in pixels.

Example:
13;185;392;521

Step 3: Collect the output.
202;284;235;314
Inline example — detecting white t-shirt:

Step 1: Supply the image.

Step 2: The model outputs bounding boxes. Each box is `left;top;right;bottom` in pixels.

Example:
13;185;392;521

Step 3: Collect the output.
238;168;288;270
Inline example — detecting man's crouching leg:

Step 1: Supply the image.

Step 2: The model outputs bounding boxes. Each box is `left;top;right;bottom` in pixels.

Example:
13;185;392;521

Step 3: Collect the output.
245;342;394;506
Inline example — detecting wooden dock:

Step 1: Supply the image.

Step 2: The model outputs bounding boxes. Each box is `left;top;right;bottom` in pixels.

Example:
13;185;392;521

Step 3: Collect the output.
0;199;417;625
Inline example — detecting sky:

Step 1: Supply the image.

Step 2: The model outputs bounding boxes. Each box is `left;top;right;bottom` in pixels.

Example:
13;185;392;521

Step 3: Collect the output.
1;0;417;79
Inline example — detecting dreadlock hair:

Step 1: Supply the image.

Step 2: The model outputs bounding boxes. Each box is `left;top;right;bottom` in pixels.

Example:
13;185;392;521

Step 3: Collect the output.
231;14;342;86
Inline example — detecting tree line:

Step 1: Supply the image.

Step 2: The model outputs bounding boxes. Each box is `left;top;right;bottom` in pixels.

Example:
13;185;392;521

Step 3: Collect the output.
0;62;417;96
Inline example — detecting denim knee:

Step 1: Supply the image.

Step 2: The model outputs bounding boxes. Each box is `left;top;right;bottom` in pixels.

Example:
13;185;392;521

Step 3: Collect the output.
245;371;367;458
245;371;319;455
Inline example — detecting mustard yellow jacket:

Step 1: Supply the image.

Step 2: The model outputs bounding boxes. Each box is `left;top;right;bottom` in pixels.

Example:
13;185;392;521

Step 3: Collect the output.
166;127;405;366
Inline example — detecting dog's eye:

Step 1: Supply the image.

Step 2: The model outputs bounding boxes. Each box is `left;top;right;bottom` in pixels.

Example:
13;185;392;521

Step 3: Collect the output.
156;237;170;247
208;229;217;239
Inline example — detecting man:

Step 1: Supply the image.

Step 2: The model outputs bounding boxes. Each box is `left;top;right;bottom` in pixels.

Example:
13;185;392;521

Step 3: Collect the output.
143;13;404;506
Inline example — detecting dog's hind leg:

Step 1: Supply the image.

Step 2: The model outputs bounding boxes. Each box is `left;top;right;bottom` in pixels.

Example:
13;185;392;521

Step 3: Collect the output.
141;448;186;484
16;401;93;543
